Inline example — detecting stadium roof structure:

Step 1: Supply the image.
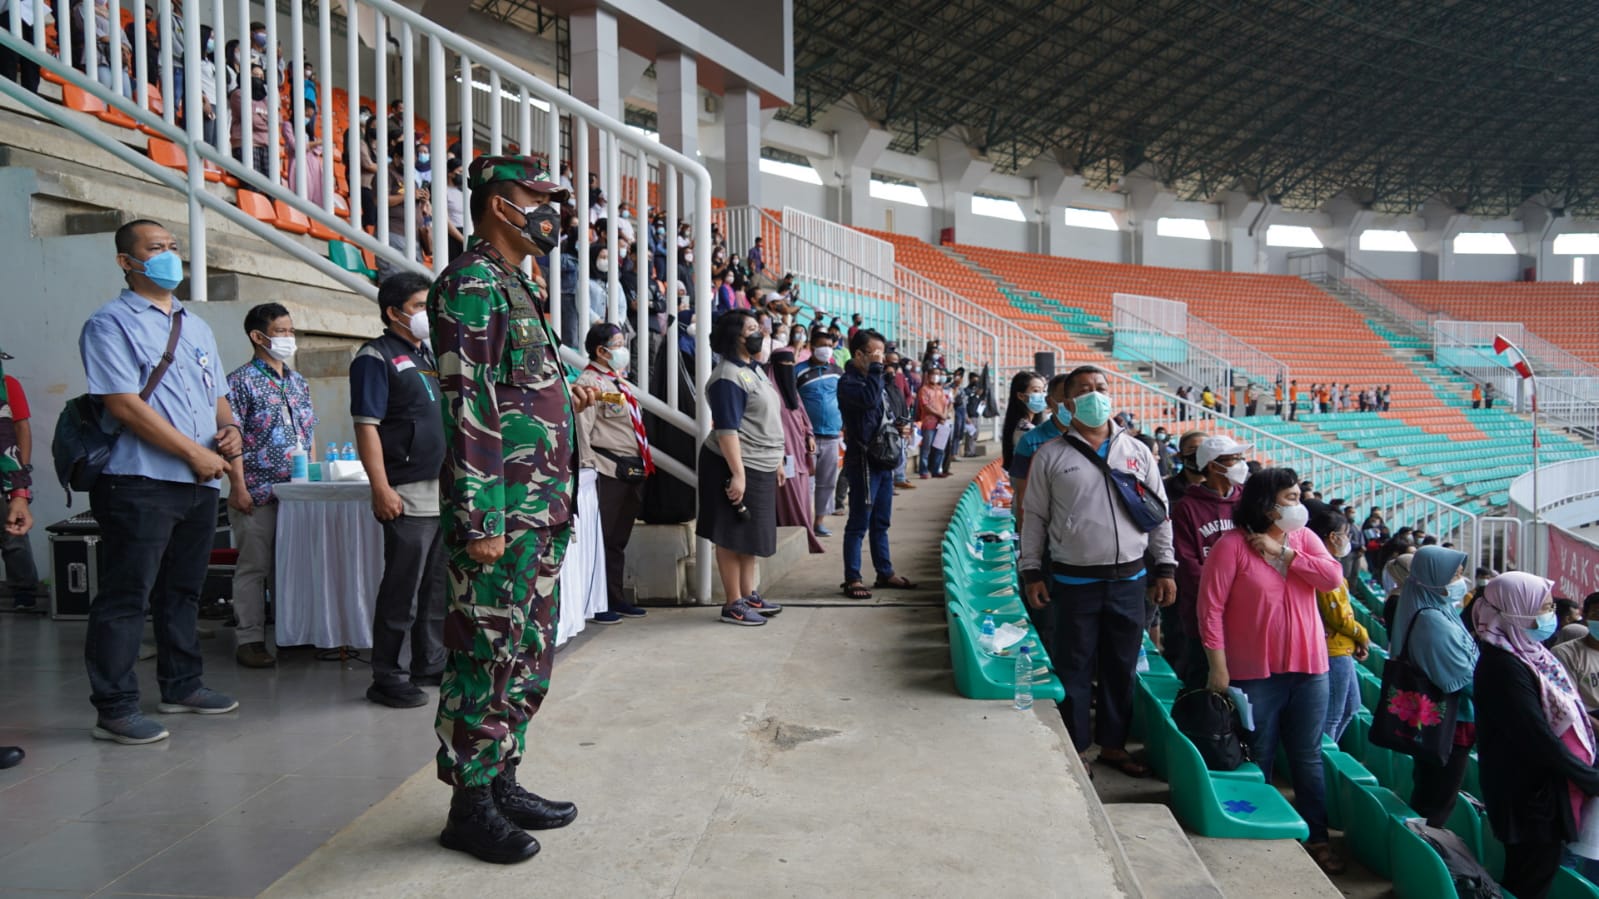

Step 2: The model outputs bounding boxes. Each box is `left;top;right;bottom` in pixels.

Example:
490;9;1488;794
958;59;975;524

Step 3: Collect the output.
784;0;1599;215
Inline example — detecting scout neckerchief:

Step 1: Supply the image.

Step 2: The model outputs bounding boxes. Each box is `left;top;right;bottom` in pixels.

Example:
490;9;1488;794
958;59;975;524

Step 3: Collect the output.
583;361;655;475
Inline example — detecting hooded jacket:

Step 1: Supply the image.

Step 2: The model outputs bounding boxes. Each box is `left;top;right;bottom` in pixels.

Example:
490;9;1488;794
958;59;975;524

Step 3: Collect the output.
1019;426;1175;583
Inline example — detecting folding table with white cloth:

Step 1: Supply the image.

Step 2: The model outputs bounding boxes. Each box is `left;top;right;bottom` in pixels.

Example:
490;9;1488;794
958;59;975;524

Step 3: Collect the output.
272;481;383;649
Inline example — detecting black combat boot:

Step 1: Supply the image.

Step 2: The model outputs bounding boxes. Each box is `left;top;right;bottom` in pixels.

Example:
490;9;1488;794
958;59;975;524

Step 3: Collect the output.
439;785;540;864
491;760;578;830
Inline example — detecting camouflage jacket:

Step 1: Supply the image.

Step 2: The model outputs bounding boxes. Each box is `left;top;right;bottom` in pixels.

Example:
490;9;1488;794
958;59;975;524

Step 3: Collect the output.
0;356;20;495
429;237;574;542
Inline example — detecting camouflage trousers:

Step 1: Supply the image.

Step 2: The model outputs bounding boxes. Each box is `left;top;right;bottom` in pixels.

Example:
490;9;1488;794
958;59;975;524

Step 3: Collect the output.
433;523;571;788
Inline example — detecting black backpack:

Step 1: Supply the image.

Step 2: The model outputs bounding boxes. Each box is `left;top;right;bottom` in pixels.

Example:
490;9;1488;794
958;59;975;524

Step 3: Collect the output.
1171;689;1250;771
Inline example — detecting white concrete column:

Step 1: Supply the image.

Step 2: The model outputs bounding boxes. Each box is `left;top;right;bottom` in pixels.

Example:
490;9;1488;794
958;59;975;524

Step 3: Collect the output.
832;114;891;227
933;136;992;243
1122;174;1176;267
1222;191;1275;273
1027;162;1082;256
1315;192;1375;270
1417;203;1471;280
569;7;620;121
657;51;699;160
1517;203;1563;281
724;85;761;208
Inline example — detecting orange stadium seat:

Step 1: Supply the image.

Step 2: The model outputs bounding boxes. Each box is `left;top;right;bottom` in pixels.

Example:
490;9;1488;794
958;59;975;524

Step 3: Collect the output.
1379;280;1599;366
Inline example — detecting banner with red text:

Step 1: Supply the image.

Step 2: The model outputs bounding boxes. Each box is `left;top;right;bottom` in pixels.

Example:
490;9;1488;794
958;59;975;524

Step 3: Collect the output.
1549;526;1599;600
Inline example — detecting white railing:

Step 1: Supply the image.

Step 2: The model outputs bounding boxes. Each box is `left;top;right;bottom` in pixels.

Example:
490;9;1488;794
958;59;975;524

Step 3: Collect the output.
710;204;783;286
1112;293;1288;407
1;2;719;599
1432;322;1599;441
1288;251;1438;336
1523;330;1599;379
781;205;895;298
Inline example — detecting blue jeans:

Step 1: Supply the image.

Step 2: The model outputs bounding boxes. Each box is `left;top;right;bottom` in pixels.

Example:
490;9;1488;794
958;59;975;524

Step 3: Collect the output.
842;457;895;583
1235;671;1331;843
917;426;944;475
86;476;217;718
1323;655;1361;742
1050;577;1147;753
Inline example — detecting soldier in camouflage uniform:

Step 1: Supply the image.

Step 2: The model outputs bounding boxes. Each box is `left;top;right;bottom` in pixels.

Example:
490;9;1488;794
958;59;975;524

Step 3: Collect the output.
428;156;602;864
0;353;33;769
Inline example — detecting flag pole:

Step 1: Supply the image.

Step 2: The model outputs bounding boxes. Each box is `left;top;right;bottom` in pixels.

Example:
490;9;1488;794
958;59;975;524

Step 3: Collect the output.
1494;334;1539;524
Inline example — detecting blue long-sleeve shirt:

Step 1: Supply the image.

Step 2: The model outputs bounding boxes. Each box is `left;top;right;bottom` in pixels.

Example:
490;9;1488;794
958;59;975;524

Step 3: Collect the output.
837;361;887;462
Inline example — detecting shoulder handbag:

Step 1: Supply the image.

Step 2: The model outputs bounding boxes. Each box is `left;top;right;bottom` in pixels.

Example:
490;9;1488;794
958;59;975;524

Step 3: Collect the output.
1370;606;1460;765
52;310;184;497
1063;434;1167;533
865;385;902;470
1171;689;1250;771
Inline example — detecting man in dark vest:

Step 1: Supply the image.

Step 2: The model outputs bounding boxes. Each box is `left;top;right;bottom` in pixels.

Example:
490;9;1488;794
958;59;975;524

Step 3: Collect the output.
350;272;449;708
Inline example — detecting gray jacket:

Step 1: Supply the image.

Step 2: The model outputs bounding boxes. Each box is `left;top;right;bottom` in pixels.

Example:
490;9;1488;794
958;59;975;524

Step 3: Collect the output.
1019;426;1175;583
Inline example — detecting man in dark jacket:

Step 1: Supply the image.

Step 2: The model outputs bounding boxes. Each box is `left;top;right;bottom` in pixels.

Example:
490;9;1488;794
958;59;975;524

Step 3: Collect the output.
836;330;913;599
350;272;449;709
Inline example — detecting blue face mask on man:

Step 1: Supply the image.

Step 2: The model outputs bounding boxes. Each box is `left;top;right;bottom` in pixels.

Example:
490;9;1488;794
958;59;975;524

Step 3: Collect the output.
132;250;184;290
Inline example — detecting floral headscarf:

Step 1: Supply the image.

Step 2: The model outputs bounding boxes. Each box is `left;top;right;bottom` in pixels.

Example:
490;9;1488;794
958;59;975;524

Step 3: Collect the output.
1473;571;1595;758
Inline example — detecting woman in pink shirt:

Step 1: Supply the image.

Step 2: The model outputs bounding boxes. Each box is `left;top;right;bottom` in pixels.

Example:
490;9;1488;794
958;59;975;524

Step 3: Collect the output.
1198;467;1345;874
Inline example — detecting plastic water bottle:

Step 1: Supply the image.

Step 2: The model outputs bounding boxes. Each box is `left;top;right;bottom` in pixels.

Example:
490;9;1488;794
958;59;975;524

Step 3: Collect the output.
1014;645;1034;710
326;442;339;463
1136;645;1151;674
979;614;997;652
341;441;356;461
288;443;309;482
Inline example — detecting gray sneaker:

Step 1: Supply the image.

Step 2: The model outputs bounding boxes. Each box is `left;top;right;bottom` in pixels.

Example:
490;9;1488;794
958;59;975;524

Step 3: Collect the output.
93;713;170;744
157;688;240;715
719;600;768;627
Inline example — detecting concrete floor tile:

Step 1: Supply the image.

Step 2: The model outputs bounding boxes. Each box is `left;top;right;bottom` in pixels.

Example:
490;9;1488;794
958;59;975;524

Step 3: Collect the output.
0;822;195;893
81;768;281;829
219;774;407;831
100;821;335;898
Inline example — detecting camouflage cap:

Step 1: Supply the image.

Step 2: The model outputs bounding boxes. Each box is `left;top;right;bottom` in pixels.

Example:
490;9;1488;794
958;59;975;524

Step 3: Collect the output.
466;155;570;202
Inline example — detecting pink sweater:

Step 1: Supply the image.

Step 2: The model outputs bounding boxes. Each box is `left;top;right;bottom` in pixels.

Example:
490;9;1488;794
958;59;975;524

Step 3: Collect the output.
1198;528;1345;681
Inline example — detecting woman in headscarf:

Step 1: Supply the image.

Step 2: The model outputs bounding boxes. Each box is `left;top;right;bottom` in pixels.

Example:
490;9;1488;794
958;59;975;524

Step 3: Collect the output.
1388;544;1479;826
768;345;822;554
1473;572;1599;899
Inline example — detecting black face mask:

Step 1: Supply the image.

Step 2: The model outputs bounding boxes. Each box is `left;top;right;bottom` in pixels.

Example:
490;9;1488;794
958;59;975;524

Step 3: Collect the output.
1181;453;1197;470
743;332;765;357
251;83;267;102
502;199;561;254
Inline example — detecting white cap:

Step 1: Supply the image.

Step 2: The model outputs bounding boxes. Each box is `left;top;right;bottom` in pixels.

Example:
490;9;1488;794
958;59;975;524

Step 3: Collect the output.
1196;434;1252;471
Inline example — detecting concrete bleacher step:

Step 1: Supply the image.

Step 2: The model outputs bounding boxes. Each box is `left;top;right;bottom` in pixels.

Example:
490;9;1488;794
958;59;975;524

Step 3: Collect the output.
1105;804;1226;899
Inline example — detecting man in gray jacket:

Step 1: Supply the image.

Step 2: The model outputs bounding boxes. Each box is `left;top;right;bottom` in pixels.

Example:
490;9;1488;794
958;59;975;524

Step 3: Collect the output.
1020;365;1176;778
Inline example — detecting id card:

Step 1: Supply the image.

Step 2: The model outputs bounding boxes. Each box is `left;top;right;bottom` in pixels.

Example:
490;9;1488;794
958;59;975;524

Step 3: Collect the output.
782;454;797;480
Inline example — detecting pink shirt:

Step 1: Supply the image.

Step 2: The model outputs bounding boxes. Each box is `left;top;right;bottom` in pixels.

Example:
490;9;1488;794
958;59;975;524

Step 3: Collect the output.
1198;528;1345;681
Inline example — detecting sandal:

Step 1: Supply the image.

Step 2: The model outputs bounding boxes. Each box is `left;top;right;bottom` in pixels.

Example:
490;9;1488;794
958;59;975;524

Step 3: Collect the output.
873;574;919;590
1306;842;1346;875
1095;751;1151;779
840;581;873;600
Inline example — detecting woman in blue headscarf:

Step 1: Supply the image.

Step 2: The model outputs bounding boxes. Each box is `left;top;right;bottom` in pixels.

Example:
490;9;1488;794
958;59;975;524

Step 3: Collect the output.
1388;544;1479;826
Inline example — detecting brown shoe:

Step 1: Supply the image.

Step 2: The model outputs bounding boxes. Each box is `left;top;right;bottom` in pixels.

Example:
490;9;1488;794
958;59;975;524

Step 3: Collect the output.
894;481;916;490
235;642;277;669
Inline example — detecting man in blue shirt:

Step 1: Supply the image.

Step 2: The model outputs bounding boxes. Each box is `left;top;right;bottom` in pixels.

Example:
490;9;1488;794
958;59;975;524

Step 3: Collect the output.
79;220;244;745
796;327;842;537
225;303;318;670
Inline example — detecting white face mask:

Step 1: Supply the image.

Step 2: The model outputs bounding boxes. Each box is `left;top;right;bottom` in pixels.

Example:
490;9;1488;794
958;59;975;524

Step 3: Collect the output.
1275;502;1309;533
263;335;296;362
1223;461;1248;485
406;309;430;341
606;345;631;373
596;256;610;274
813;346;834;364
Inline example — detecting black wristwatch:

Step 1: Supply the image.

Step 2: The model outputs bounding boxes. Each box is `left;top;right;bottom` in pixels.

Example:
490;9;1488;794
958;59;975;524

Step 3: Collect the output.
21;463;32;473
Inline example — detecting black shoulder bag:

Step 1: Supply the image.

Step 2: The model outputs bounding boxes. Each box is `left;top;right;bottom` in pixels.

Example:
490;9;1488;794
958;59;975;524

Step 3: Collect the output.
865;385;902;470
53;310;184;497
1369;606;1460;765
1171;689;1250;771
1063;434;1167;533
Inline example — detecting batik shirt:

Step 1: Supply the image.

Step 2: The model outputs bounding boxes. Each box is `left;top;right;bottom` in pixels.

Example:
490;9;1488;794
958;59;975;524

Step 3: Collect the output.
429;236;574;542
226;358;318;505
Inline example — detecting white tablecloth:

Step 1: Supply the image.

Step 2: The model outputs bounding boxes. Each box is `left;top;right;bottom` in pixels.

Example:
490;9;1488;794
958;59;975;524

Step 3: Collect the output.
556;468;608;645
273;481;383;649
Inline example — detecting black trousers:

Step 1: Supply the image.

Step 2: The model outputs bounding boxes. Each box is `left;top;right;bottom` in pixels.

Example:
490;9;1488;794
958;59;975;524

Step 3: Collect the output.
1409;739;1472;826
370;514;447;686
1502;840;1565;899
86;477;215;718
0;15;39;93
1050;577;1147;753
595;473;643;610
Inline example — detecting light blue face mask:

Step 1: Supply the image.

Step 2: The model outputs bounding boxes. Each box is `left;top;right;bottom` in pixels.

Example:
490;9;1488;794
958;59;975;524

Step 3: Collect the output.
1445;580;1468;606
1071;391;1113;428
1527;610;1558;643
1024;393;1047;414
1587;620;1599;640
134;250;184;290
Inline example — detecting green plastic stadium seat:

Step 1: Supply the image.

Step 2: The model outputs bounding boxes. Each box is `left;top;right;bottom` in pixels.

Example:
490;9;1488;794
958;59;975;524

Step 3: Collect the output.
1390;815;1462;899
1323;748;1377;830
1161;713;1308;840
1550;867;1599;899
1343;783;1414;878
945;602;1064;703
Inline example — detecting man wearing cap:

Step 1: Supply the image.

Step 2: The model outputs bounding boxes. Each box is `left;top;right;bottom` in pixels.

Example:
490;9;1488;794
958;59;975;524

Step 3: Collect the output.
1168;434;1250;689
428;156;602;865
0;349;41;611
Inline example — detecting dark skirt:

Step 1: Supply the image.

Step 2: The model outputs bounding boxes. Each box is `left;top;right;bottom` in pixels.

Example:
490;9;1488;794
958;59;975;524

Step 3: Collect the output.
696;445;778;557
